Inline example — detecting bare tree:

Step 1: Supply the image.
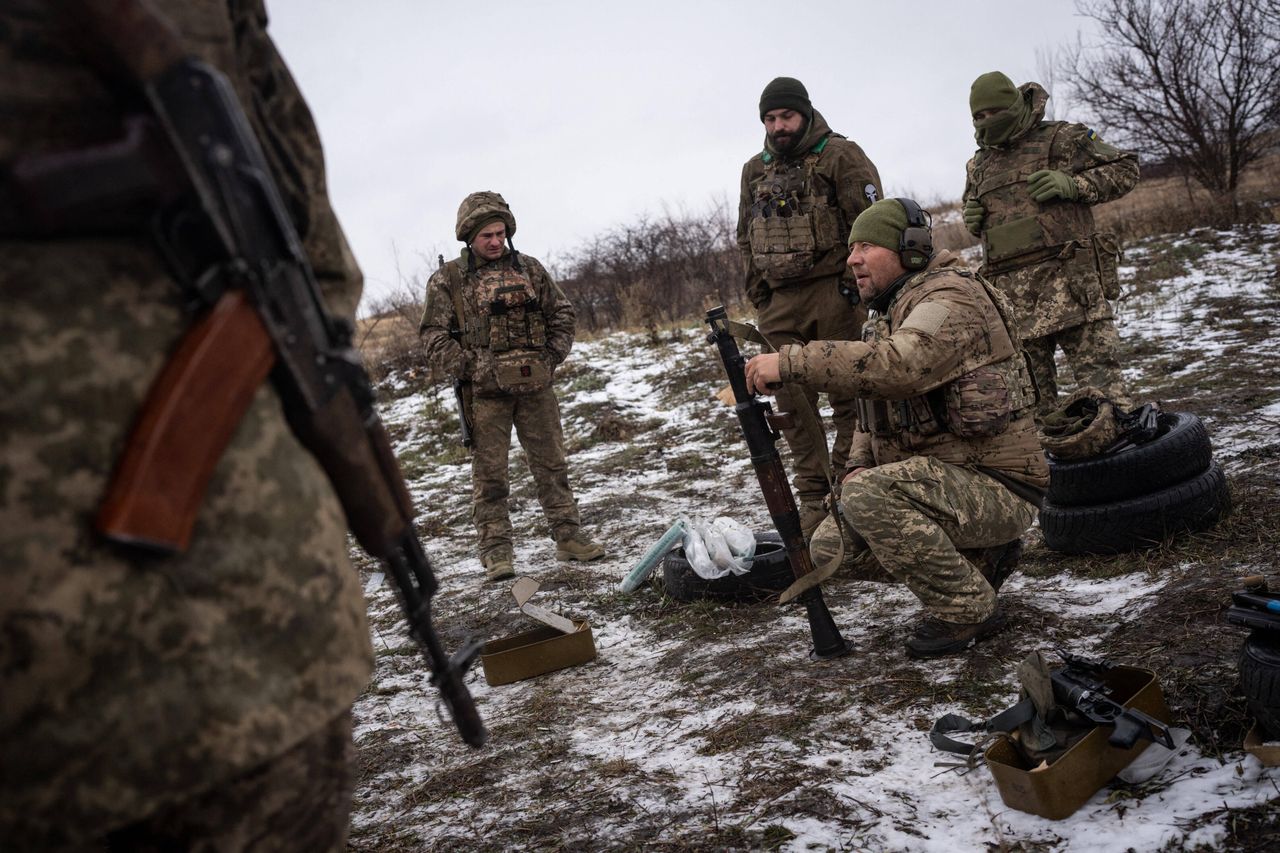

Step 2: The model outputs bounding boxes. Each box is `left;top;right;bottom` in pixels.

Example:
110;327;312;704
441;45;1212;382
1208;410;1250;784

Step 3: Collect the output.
1065;0;1280;210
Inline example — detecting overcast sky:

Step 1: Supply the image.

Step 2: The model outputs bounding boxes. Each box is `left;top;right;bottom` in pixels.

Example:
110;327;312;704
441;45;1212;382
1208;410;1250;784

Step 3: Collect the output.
266;0;1098;313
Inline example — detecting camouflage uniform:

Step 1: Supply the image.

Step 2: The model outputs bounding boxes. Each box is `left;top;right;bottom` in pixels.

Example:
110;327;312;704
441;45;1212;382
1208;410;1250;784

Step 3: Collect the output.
783;252;1048;623
963;83;1138;413
738;110;883;519
0;1;372;848
419;194;585;563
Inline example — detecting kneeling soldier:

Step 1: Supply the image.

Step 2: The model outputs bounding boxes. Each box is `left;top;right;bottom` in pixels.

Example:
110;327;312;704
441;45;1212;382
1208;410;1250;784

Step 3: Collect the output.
745;199;1048;657
420;192;604;581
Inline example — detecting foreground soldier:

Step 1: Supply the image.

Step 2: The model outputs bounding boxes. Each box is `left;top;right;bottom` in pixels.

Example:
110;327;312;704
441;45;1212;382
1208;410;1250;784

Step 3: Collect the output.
1;1;372;847
420;192;604;581
963;71;1138;414
737;76;883;537
745;200;1048;657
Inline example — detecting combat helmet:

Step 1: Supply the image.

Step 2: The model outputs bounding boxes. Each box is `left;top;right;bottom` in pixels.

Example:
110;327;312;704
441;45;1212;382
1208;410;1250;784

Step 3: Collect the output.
456;191;517;243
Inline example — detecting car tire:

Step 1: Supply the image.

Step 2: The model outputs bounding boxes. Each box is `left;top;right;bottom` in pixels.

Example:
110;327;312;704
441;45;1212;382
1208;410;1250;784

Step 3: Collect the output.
1040;461;1230;555
1240;630;1280;740
662;531;793;603
1047;412;1213;507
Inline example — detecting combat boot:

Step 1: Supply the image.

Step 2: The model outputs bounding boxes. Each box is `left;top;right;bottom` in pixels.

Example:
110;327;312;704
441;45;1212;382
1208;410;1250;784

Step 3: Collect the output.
905;608;1007;659
978;538;1024;592
482;548;515;583
555;532;605;562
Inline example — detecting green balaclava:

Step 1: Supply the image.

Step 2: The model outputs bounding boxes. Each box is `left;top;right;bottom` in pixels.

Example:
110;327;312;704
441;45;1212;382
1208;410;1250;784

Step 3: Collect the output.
847;198;908;253
970;71;1028;148
759;76;813;122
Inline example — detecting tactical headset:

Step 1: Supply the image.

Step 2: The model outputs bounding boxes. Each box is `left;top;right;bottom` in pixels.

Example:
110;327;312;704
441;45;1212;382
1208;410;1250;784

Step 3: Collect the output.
894;197;933;271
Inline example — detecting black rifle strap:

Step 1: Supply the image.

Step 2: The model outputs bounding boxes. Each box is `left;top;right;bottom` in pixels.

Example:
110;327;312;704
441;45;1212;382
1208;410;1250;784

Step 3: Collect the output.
930;696;1038;756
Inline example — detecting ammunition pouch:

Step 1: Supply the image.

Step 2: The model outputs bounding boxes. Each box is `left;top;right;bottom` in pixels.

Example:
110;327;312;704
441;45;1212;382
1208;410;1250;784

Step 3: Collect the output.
748;210;819;279
746;150;842;283
492;349;551;395
982;211;1089;269
474;266;552;395
944;354;1036;439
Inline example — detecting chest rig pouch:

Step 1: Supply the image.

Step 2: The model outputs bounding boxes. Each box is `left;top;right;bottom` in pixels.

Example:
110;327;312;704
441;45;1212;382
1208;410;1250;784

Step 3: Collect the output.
973;124;1095;270
477;266;550;395
746;146;842;281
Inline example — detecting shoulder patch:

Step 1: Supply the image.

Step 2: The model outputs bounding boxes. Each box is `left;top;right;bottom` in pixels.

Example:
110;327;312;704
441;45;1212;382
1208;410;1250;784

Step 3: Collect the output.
899;302;951;337
1087;128;1098;141
864;183;879;204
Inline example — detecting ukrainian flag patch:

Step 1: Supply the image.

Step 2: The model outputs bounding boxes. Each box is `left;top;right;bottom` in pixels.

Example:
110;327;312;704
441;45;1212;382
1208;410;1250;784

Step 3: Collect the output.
1087;129;1098;140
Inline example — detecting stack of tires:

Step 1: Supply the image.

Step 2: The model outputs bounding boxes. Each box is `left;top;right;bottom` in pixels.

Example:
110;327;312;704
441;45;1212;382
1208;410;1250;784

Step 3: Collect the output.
662;531;794;603
1040;411;1231;554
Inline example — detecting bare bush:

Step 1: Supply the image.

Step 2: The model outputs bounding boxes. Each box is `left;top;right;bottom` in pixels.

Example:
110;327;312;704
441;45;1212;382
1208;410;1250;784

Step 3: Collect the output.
359;261;429;381
1064;0;1280;213
557;200;747;335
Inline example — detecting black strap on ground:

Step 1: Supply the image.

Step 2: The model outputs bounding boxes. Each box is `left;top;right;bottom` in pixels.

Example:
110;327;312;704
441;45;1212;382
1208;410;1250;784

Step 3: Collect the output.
929;696;1038;756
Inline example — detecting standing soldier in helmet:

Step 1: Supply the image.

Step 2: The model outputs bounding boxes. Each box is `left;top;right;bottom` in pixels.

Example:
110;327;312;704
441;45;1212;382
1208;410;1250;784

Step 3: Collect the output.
420;192;604;581
737;76;883;538
963;71;1138;415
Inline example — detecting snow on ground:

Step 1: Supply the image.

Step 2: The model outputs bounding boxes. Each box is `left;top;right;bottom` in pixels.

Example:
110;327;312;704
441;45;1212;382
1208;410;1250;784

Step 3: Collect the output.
348;225;1280;851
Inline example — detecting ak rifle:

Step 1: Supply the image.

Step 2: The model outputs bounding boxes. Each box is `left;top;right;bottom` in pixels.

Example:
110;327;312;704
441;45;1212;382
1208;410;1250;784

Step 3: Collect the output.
56;0;486;746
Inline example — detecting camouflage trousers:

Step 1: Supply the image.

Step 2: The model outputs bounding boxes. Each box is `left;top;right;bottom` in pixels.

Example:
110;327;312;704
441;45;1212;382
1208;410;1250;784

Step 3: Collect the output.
100;711;355;852
1024;318;1132;416
470;388;581;558
809;456;1037;623
757;276;866;504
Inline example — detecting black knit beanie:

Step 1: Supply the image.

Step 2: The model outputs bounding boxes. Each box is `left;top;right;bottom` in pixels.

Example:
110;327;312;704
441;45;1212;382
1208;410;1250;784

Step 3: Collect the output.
759;77;812;121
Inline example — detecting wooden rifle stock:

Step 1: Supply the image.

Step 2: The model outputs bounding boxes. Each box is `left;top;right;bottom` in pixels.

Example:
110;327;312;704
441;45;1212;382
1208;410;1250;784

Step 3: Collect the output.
705;306;852;660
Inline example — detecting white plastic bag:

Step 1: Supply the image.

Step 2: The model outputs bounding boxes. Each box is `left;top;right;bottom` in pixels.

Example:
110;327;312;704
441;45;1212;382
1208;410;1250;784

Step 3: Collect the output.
683;516;755;580
712;516;756;567
682;522;721;579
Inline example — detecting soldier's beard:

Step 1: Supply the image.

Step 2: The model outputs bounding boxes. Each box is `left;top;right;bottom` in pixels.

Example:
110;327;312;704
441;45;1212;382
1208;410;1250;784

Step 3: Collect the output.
769;121;808;155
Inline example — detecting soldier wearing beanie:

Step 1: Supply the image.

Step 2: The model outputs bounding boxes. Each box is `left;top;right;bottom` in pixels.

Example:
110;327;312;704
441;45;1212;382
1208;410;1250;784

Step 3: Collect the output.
419;192;605;580
744;199;1047;658
737;77;884;539
963;71;1139;416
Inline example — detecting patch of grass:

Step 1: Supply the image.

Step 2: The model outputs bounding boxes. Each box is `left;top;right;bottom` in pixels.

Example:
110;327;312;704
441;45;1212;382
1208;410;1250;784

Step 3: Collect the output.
664;450;715;476
695;709;807;755
1127;240;1211;293
557;361;610;395
395;442;468;481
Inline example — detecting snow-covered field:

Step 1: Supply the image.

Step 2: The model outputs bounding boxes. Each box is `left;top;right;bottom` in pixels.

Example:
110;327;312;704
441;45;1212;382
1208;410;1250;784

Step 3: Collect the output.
348;225;1280;851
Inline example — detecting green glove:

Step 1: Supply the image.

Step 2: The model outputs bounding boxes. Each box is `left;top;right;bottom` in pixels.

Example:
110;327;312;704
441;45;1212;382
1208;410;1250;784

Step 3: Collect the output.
962;198;986;234
1027;169;1079;202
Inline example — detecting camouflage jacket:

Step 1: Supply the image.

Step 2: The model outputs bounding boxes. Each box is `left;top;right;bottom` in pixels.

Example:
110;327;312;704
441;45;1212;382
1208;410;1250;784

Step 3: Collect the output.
0;1;372;845
777;252;1049;490
963;84;1139;339
419;249;576;396
737;110;882;307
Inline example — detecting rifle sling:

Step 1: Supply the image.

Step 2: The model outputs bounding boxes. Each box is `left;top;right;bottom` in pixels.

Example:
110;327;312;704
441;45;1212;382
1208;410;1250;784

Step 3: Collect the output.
929;696;1038;757
443;262;475;428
